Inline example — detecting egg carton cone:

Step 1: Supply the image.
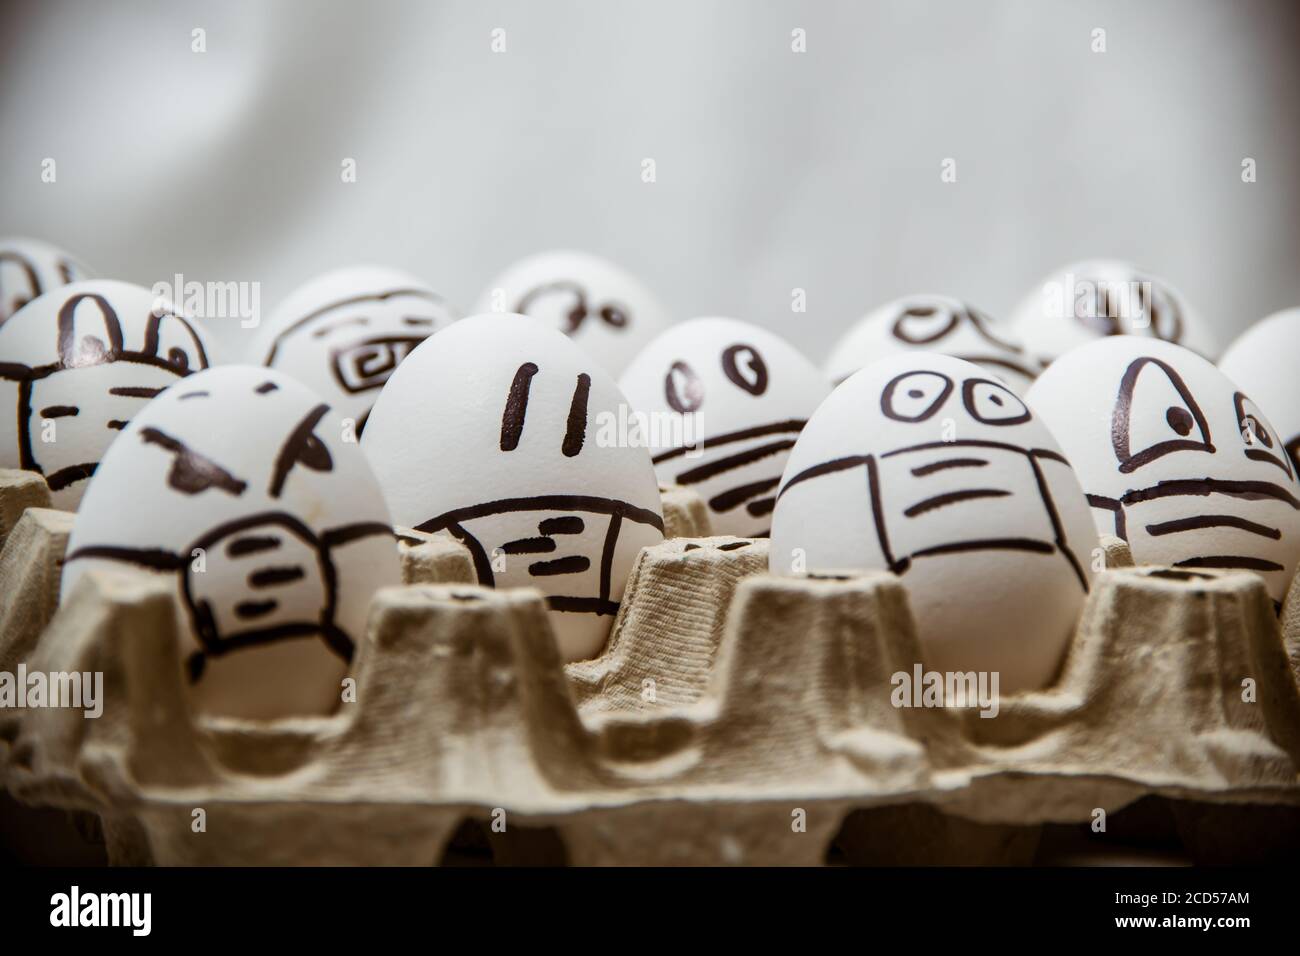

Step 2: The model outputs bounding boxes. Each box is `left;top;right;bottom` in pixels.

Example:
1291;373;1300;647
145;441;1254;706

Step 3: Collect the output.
2;469;1298;866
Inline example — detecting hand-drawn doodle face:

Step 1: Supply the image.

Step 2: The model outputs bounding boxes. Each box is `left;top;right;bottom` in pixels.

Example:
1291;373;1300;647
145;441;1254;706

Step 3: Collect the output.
362;314;665;661
770;353;1098;691
1027;336;1300;604
824;294;1038;393
249;265;458;435
1219;308;1300;480
0;280;213;509
474;251;672;375
618;317;831;537
1010;259;1218;367
61;366;401;719
0;236;92;322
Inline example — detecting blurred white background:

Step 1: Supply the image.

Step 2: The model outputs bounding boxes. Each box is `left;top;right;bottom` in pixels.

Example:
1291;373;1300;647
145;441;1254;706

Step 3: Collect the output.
2;0;1297;360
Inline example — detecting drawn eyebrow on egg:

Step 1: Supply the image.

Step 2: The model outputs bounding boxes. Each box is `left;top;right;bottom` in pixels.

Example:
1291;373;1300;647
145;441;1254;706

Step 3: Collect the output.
140;427;248;496
269;403;333;497
500;362;539;451
402;316;437;326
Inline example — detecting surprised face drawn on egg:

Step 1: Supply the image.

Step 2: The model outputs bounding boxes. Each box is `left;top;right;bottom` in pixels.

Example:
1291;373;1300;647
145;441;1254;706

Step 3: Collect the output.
0;280;213;509
0;236;92;321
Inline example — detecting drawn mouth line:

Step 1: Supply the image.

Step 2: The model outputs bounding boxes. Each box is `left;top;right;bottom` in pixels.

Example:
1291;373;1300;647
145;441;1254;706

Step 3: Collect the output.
903;488;1012;518
1144;514;1281;540
1121;477;1300;509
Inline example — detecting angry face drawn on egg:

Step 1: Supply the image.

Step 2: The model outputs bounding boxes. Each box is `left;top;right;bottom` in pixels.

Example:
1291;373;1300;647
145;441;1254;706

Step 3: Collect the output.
1027;336;1300;604
61;366;402;719
0;280;214;509
1219;308;1300;478
362;314;665;661
618;317;830;538
824;294;1037;393
1009;259;1218;366
249;265;459;436
771;353;1098;692
475;251;672;375
0;236;92;321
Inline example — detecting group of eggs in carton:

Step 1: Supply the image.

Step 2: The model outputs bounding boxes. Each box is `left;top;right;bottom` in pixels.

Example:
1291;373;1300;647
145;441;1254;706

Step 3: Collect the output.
0;236;1298;864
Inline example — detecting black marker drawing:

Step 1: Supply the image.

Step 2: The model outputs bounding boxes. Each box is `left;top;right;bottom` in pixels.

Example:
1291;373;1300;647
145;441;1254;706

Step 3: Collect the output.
0;250;42;317
1074;274;1184;344
516;280;629;335
876;302;1038;387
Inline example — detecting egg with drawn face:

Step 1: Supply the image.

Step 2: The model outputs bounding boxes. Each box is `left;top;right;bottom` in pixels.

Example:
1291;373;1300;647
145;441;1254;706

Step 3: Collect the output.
0;236;93;321
618;317;830;537
1027;336;1300;603
362;314;664;661
249;265;459;436
0;280;214;509
825;294;1037;393
771;353;1098;692
1219;308;1300;478
1010;259;1218;366
62;365;401;719
475;250;672;375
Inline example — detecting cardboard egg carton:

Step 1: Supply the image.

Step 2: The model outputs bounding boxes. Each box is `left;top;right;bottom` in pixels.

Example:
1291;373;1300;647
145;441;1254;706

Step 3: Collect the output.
1;467;1298;866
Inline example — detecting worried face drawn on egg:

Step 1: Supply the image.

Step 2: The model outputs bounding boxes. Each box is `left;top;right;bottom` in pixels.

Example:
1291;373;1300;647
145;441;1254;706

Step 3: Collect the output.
1027;337;1300;604
0;236;92;321
824;295;1037;393
0;280;213;509
61;365;401;719
1009;259;1218;367
1219;308;1300;478
770;353;1098;692
618;317;830;537
475;251;672;375
362;314;664;661
250;265;458;436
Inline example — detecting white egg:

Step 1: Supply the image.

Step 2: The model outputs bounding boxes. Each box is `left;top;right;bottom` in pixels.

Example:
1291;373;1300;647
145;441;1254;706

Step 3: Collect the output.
0;280;215;509
825;294;1037;393
362;314;664;661
770;353;1097;692
62;365;401;719
0;236;93;321
618;317;830;537
1009;259;1218;366
475;250;672;375
1219;308;1300;477
248;265;459;435
1027;336;1300;603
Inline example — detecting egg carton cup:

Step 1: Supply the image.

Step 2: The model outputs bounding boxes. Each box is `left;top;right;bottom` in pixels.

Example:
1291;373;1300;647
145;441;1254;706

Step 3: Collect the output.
2;470;1298;866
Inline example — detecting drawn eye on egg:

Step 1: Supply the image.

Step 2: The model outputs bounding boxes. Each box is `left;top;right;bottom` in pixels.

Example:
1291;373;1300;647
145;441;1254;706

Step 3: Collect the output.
881;370;954;423
664;360;704;413
962;378;1031;426
1235;392;1293;478
1112;356;1214;473
721;344;768;396
517;281;630;335
892;304;960;344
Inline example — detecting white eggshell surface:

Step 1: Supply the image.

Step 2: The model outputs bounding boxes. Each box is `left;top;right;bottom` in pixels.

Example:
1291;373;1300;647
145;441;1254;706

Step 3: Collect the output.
0;236;93;321
1219;308;1300;477
62;365;401;719
1009;259;1218;366
770;353;1098;692
0;280;214;509
475;250;672;375
618;317;830;537
1027;336;1300;603
249;265;458;434
824;294;1037;393
362;314;665;661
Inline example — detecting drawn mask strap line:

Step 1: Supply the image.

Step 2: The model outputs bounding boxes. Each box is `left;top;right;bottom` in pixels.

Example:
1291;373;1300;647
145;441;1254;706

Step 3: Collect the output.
650;418;807;466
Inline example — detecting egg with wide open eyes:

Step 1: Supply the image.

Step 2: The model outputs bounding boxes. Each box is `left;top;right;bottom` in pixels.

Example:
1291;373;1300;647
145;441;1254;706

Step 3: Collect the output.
0;236;93;321
362;313;664;661
475;250;672;375
824;294;1037;394
61;365;402;719
770;353;1098;692
1026;336;1300;604
1008;259;1218;367
248;265;459;437
618;317;831;538
1219;308;1300;479
0;280;215;509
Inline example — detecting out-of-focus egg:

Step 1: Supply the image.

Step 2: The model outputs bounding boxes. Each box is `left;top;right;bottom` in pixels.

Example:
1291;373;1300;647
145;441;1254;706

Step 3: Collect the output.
825;294;1037;393
475;250;671;375
0;236;93;321
248;265;458;435
770;353;1097;692
362;313;664;661
1027;336;1300;603
62;365;401;719
0;280;214;509
1009;259;1218;366
1219;308;1300;476
618;317;830;537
